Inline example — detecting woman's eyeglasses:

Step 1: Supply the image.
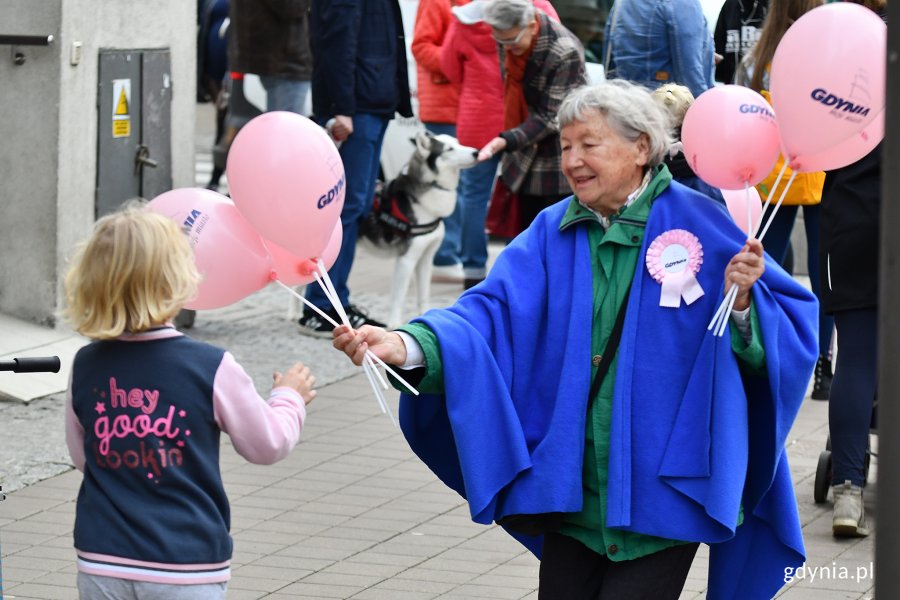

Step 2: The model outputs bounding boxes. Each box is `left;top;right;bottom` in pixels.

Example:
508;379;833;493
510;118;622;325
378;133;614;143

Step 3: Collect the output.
492;26;528;46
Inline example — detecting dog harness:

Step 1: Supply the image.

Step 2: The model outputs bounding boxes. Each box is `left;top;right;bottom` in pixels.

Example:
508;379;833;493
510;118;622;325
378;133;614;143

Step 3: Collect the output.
370;180;442;239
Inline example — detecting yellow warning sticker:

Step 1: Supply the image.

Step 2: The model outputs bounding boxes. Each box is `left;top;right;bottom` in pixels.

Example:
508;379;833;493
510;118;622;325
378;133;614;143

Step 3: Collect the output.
112;78;131;138
113;120;131;137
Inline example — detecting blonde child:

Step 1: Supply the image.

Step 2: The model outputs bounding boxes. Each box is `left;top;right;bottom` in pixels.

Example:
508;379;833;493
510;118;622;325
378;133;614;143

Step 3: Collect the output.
651;82;694;131
63;204;315;600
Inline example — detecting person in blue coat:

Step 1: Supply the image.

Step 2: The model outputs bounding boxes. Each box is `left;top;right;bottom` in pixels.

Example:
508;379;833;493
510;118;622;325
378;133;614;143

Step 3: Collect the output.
602;0;716;98
299;0;414;336
333;80;817;599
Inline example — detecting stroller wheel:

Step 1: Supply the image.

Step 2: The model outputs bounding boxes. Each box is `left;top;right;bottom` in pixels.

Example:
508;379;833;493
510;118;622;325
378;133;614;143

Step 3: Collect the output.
814;450;832;504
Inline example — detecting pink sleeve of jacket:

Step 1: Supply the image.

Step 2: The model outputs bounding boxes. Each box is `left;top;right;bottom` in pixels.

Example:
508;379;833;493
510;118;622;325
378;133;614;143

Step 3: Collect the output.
65;369;86;472
439;21;465;84
213;352;307;465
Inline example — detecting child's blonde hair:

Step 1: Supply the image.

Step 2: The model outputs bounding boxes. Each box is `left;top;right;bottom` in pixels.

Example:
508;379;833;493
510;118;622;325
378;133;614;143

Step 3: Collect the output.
651;84;695;130
63;203;200;339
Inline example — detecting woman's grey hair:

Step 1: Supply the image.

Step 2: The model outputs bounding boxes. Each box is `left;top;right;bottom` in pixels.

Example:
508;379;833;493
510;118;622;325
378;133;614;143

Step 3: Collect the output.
482;0;535;30
558;80;674;166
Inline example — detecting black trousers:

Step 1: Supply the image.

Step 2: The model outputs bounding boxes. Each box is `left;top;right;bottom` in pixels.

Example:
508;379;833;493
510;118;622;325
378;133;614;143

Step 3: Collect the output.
829;307;878;486
538;533;699;600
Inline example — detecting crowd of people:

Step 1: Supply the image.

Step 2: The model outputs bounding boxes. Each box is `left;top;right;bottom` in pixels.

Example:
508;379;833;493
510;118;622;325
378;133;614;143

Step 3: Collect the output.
63;0;884;598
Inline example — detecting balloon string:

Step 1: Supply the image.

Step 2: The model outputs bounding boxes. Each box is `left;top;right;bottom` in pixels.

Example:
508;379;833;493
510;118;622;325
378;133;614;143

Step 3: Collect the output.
707;161;788;337
744;181;753;240
707;283;738;333
717;284;740;338
757;172;798;243
753;160;788;238
274;279;339;329
312;261;419;397
707;168;797;337
308;268;392;406
272;278;419;411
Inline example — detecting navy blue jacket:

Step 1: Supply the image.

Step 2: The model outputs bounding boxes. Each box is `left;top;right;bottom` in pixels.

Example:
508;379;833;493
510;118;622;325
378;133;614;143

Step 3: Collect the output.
310;0;413;119
71;336;231;573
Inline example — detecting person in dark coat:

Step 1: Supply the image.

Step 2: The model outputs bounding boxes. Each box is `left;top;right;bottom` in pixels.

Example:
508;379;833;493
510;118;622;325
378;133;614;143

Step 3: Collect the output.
713;0;769;84
197;0;230;192
819;142;881;538
299;0;414;336
817;0;885;540
228;0;313;113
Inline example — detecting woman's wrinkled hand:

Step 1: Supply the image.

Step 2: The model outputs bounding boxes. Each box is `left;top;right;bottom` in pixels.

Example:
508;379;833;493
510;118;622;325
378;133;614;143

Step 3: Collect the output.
332;325;407;367
477;136;507;161
725;238;765;311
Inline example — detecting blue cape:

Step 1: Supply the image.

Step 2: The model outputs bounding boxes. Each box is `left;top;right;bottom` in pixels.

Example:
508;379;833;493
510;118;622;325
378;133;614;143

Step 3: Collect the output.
400;182;818;599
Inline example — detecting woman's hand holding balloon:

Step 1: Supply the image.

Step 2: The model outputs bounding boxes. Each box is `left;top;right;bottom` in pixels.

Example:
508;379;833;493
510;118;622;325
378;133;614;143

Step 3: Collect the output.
332;325;408;367
724;238;765;312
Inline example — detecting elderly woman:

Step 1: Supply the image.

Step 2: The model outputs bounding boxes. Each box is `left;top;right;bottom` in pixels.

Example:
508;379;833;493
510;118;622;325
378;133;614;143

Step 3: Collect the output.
334;80;817;599
460;0;585;231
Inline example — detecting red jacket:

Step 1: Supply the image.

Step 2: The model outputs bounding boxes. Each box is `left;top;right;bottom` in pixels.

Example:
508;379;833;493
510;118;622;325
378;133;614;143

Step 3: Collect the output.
439;1;560;150
440;19;502;149
411;0;461;124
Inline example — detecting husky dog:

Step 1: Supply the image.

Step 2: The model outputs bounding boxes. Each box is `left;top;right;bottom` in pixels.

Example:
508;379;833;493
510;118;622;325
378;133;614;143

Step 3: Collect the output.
359;130;477;328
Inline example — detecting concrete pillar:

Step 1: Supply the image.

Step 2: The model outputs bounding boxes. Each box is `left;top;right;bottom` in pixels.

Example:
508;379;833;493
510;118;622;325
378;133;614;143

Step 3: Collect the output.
0;0;195;325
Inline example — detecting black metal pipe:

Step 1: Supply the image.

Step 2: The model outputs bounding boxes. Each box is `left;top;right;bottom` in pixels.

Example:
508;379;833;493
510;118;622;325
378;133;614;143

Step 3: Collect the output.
0;34;53;46
0;357;60;373
877;3;899;597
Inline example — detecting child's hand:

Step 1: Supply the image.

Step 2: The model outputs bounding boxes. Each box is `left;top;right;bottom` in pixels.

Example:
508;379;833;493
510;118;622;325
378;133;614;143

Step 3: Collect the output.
273;362;317;405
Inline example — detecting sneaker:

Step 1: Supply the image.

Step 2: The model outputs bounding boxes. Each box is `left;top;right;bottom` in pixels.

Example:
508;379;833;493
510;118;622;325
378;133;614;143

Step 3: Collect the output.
344;304;385;329
298;308;339;339
431;263;465;283
832;480;869;537
812;354;833;401
299;305;385;338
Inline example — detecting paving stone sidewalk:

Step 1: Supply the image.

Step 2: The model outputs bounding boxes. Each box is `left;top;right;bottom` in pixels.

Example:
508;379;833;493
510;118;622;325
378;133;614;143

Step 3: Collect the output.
0;245;877;599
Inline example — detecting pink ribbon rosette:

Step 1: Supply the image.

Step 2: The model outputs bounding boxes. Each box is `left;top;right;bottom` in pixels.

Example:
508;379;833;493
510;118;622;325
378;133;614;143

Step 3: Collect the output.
645;229;705;308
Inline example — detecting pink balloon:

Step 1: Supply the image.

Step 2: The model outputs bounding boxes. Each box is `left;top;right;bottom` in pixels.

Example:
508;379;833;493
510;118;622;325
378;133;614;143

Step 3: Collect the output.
681;85;781;190
227;111;345;259
264;220;343;286
148;188;275;310
770;3;886;161
721;187;763;237
790;110;884;173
